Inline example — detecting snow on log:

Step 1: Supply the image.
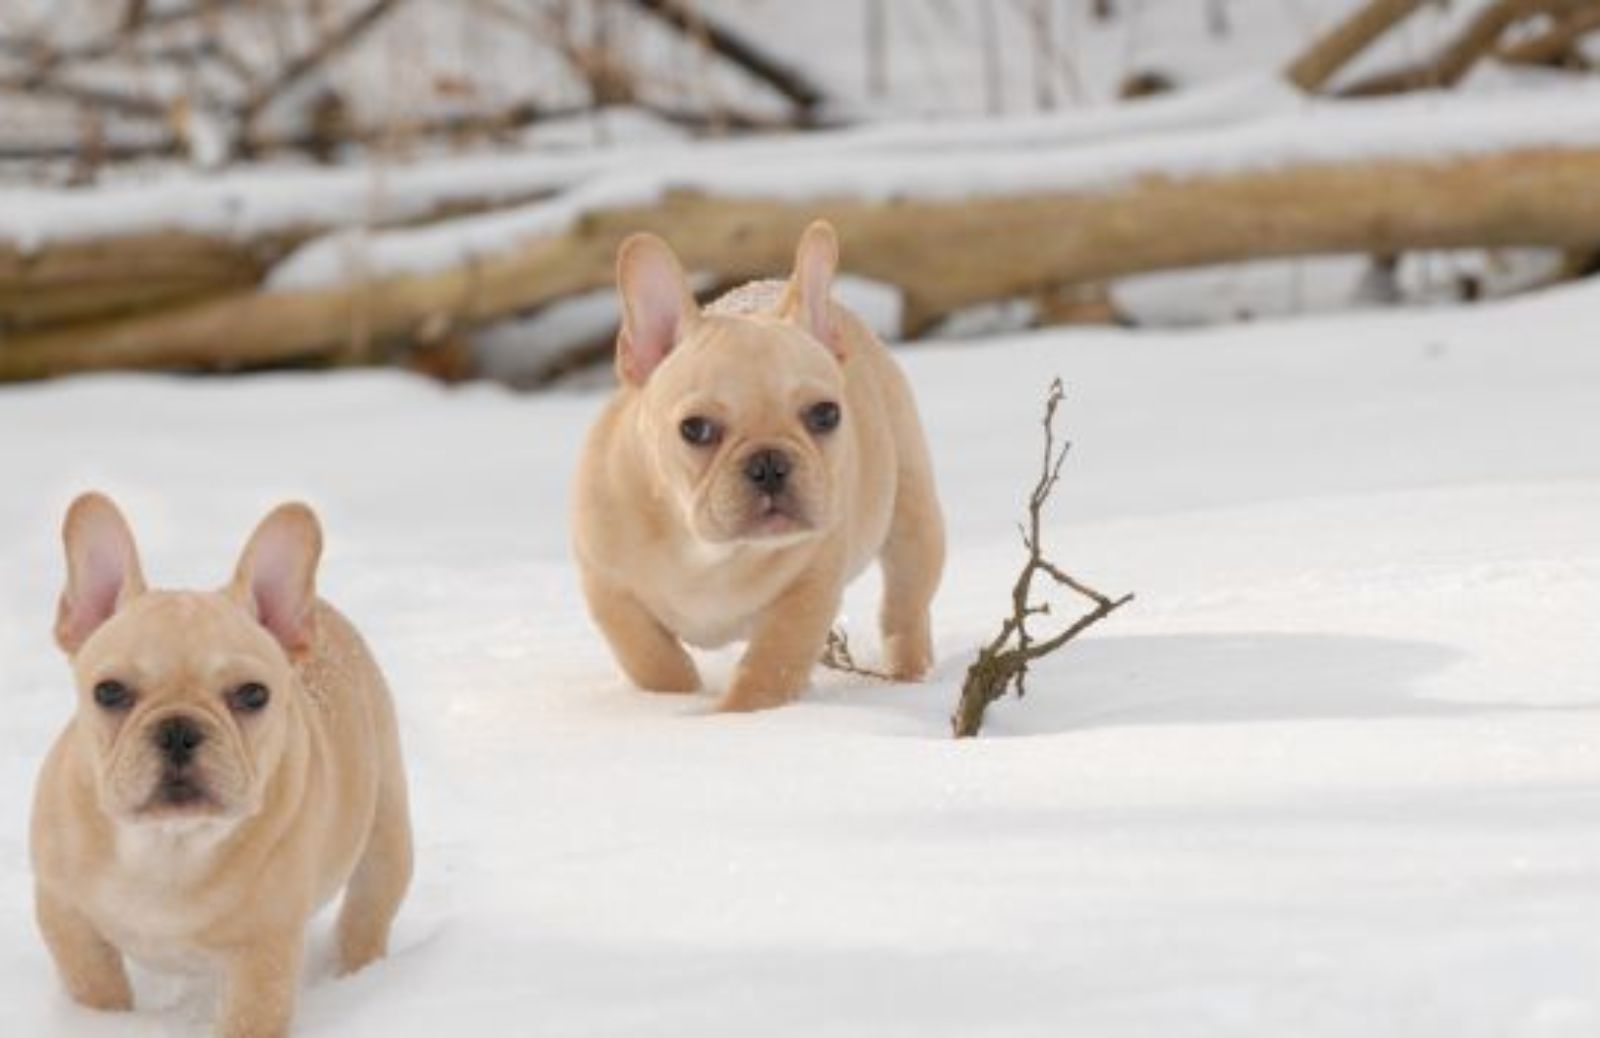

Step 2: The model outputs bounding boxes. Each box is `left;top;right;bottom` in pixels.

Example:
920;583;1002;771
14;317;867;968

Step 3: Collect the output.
0;77;1292;331
5;144;1600;381
4;84;1600;379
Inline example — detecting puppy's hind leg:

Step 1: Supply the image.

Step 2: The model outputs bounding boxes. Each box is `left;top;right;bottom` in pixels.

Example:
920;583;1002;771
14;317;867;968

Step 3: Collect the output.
336;752;413;976
879;456;945;681
35;886;132;1011
582;571;701;693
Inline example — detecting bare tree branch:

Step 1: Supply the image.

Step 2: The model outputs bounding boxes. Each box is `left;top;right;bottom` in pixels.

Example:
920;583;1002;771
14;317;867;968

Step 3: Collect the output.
819;628;896;682
236;0;405;128
623;0;830;117
1340;0;1586;96
1284;0;1429;92
1498;3;1600;66
951;379;1133;738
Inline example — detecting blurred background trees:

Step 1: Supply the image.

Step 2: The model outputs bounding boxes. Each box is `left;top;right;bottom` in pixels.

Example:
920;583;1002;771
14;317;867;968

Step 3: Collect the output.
2;1;1598;384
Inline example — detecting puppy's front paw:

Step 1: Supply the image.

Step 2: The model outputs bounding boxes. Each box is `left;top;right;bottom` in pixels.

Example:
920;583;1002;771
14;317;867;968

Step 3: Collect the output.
716;690;784;713
884;631;934;682
65;974;133;1013
630;655;701;695
717;676;800;713
718;652;816;711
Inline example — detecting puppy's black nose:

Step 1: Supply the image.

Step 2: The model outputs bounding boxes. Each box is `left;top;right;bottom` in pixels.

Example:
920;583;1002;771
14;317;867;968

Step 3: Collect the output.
743;449;792;493
153;717;204;768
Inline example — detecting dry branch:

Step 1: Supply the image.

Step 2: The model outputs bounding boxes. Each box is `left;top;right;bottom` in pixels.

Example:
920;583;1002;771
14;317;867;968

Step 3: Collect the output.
0;0;264;120
950;379;1132;739
1340;0;1581;96
1284;0;1429;92
0;0;256;63
7;144;1600;379
237;0;404;130
1499;4;1600;65
819;628;895;682
0;72;170;119
624;0;830;116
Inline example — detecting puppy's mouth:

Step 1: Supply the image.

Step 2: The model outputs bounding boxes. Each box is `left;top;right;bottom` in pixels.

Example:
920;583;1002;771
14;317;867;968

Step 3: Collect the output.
137;772;222;817
740;494;815;540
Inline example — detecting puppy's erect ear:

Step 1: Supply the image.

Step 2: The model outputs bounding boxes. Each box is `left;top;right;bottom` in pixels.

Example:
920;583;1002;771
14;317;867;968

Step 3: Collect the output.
780;220;845;361
616;233;699;385
229;503;322;656
56;493;147;654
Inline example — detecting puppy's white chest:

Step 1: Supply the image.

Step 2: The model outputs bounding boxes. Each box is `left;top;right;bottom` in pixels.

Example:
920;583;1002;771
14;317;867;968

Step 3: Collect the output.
659;594;755;649
90;822;234;975
93;879;217;976
104;918;216;977
644;544;773;648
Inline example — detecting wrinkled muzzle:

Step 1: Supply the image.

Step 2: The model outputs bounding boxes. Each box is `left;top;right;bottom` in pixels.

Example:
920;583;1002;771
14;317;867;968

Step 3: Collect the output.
694;443;833;544
99;709;253;821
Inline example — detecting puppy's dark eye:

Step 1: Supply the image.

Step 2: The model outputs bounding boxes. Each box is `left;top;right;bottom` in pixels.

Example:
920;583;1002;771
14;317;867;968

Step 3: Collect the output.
679;416;721;447
227;682;271;713
92;680;134;711
804;401;841;435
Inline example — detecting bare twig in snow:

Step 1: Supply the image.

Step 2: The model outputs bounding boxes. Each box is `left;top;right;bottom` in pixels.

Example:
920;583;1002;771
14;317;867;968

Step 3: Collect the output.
820;628;895;683
951;379;1133;738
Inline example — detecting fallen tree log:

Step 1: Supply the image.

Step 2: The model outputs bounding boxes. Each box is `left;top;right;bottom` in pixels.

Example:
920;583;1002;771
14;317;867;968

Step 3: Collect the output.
0;232;289;328
5;144;1600;380
0;180;579;330
0;80;1292;330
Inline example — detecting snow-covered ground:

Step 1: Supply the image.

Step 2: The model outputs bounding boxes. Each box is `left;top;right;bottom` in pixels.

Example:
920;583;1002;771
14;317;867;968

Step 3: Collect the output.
2;273;1598;1035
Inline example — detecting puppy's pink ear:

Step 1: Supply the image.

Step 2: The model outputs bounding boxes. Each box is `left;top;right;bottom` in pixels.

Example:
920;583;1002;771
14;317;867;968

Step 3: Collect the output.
780;220;845;361
229;503;322;656
56;493;147;654
616;233;698;385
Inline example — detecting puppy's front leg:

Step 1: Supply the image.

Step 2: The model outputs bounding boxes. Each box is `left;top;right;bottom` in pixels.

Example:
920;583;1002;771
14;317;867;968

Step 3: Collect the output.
35;886;132;1011
217;932;304;1038
582;571;701;693
720;559;844;712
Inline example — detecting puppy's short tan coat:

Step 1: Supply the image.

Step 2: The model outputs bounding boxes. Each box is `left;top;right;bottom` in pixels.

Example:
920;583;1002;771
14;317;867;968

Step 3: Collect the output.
573;222;945;711
31;494;412;1038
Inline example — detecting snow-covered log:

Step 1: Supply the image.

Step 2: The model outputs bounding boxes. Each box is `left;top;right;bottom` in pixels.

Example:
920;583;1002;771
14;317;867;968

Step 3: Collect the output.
0;77;1292;331
5;84;1600;379
4;141;1600;381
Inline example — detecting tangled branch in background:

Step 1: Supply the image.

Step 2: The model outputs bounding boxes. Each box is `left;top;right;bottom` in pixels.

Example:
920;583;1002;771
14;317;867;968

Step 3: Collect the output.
951;378;1133;739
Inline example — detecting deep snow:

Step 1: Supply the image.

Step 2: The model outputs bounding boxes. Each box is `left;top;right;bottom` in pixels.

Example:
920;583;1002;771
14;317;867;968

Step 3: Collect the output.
2;279;1600;1036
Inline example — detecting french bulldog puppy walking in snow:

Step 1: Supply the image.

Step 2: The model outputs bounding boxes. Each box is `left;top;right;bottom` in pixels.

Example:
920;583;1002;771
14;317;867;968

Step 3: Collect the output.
31;493;412;1037
573;221;945;711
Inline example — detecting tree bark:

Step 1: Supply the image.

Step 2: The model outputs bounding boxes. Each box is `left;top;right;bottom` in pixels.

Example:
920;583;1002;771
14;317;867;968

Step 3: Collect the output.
0;233;285;329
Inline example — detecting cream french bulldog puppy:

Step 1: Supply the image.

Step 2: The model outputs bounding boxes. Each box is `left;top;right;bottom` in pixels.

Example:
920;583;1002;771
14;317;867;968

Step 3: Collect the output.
31;493;412;1037
573;221;945;711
